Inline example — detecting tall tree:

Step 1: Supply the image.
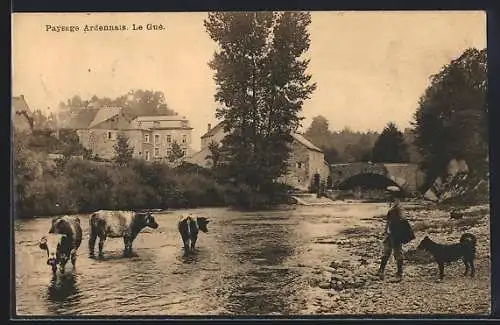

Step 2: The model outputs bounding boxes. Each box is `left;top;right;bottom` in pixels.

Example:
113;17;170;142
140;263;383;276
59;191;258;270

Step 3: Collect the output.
204;12;316;191
113;133;134;166
371;122;409;163
413;48;487;182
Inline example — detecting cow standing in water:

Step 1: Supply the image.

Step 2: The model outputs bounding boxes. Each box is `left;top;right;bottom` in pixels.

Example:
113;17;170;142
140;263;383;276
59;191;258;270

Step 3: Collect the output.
178;215;210;256
39;216;83;275
89;210;159;258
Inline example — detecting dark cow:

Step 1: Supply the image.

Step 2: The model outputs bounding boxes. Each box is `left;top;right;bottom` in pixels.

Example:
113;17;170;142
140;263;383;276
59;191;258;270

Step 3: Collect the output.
39;216;83;275
178;215;210;255
89;210;159;258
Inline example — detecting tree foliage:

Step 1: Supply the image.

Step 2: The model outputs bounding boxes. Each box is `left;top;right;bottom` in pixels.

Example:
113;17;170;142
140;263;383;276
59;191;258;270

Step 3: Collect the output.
371;122;409;163
304;115;378;163
206;140;222;168
113;132;134;166
412;48;487;181
204;11;316;198
58;90;177;127
167;141;185;163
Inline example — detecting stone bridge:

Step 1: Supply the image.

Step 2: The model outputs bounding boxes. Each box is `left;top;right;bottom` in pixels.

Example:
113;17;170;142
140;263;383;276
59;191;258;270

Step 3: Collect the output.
329;162;426;193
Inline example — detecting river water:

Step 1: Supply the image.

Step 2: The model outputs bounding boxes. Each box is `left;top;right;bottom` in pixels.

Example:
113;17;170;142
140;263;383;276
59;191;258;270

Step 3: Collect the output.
14;203;390;316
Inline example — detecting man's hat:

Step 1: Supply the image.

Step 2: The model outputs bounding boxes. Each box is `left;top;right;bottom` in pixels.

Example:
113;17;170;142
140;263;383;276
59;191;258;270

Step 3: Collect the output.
386;186;401;192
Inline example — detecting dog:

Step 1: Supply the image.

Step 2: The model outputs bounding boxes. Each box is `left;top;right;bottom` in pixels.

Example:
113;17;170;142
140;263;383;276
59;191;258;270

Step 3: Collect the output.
417;233;477;280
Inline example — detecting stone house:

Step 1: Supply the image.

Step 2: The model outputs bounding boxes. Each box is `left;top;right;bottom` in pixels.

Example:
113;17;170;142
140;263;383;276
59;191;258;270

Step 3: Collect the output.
187;121;331;190
130;115;193;161
12;95;34;133
64;107;193;162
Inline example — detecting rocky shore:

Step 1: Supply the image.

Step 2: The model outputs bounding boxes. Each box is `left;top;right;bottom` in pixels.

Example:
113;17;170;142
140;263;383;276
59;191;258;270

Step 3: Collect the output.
300;203;491;315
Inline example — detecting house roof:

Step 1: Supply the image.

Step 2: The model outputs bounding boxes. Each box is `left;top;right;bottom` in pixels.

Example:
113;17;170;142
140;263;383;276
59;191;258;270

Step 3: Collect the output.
135;115;187;122
292;133;323;153
88;107;123;128
201;121;225;139
12;95;32;115
65;108;100;129
200;120;323;153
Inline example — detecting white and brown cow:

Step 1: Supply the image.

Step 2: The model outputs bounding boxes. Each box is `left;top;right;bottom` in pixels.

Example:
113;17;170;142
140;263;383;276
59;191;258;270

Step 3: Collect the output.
178;214;210;256
89;210;159;258
39;216;83;275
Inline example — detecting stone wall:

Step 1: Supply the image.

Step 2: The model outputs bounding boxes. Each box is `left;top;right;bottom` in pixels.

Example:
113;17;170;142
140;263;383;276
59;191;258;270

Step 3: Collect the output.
330;162;425;193
383;163;426;192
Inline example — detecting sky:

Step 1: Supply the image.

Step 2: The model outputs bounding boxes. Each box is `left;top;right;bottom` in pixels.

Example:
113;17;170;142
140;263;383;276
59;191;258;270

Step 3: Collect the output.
12;11;486;151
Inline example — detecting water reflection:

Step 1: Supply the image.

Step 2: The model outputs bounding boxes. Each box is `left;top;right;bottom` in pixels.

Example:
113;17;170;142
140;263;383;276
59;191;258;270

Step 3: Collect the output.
221;215;299;315
46;271;81;314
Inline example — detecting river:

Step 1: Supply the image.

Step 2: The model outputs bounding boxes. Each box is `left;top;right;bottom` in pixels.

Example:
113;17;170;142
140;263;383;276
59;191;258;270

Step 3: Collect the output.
14;203;390;316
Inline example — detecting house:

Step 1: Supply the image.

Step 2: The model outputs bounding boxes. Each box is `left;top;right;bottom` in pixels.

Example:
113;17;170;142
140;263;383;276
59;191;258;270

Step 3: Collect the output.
64;107;193;162
12;95;34;133
187;121;331;191
130;115;193;161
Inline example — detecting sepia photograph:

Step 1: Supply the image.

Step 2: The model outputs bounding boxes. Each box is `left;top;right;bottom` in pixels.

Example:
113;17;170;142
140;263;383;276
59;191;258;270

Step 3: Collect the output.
11;11;490;317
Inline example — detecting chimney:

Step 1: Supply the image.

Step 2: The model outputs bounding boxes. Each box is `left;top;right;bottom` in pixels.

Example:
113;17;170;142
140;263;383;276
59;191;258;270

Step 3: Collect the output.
208;123;212;131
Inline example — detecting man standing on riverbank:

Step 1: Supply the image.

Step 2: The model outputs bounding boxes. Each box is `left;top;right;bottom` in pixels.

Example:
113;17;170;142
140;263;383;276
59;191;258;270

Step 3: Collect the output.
376;189;415;282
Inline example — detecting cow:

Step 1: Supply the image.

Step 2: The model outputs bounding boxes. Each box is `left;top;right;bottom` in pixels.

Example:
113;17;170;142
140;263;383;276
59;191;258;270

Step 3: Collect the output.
177;214;210;256
89;210;159;258
39;216;83;275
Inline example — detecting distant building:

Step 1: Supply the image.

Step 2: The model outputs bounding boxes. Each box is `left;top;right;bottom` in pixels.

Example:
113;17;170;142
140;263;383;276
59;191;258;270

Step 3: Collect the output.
188;121;330;191
130;115;194;161
64;107;193;162
12;95;34;133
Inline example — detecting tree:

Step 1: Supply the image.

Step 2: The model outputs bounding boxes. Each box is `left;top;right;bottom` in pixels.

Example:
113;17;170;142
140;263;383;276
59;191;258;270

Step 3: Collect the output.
113;133;134;165
204;12;316;194
324;146;342;164
403;128;423;164
205;140;222;168
304;115;332;148
57;90;177;127
413;48;487;182
371;122;409;163
167;141;184;163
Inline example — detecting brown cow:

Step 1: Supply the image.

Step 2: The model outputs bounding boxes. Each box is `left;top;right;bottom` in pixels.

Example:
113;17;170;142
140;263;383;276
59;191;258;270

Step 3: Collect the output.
39;216;83;275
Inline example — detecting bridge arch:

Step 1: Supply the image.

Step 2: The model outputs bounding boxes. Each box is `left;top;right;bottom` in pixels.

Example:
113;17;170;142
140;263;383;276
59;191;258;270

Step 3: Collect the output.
336;172;400;191
329;162;421;193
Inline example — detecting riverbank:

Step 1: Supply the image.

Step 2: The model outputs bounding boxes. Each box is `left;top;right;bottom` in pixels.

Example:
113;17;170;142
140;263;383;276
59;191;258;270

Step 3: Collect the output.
300;202;491;315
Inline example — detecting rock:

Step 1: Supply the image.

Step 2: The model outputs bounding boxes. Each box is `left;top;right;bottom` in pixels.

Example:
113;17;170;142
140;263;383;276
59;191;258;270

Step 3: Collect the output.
330;261;342;268
321;266;337;273
319;282;332;289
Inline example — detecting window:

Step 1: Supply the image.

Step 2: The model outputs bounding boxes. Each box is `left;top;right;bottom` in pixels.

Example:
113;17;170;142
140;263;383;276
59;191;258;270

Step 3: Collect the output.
145;134;150;143
154;134;160;143
166;135;172;143
107;132;112;140
182;150;187;157
182;135;187;143
166;150;171;157
297;162;302;169
145;151;150;161
154;147;160;157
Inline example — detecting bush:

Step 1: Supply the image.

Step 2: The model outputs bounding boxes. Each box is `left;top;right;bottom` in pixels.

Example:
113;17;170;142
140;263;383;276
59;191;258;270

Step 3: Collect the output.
14;146;294;217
